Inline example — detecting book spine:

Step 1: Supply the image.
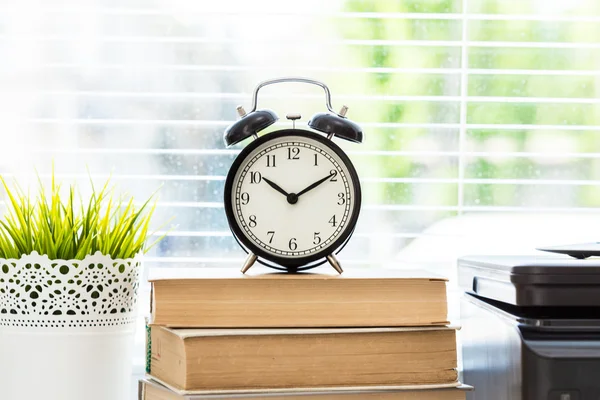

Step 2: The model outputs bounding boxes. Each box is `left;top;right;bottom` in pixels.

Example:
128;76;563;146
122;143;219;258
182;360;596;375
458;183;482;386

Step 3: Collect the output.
145;317;152;374
138;380;145;400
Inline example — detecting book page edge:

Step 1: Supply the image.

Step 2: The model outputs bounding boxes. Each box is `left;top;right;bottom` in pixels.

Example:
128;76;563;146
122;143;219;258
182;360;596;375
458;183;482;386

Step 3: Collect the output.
144;376;463;396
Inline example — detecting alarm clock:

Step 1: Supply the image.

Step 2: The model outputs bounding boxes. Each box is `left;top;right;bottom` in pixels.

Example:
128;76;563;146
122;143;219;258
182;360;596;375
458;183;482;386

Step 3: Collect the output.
223;77;363;274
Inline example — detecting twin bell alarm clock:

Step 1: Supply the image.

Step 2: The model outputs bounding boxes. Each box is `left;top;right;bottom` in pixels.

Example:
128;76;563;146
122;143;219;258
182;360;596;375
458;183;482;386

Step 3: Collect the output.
223;78;363;274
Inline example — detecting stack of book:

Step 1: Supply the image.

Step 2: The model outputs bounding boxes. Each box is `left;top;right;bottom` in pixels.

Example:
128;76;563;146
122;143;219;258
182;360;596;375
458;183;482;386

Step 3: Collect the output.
140;268;470;399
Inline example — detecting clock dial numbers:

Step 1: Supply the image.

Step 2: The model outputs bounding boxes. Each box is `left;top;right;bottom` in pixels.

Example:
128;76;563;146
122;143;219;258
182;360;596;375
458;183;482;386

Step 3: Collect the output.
250;171;262;184
329;170;338;182
288;238;298;251
287;147;300;160
328;215;337;227
313;232;322;245
241;192;250;205
233;138;354;258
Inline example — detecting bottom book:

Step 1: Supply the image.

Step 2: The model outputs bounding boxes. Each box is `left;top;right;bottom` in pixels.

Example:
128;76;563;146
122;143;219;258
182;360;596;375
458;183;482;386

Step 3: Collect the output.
139;379;472;400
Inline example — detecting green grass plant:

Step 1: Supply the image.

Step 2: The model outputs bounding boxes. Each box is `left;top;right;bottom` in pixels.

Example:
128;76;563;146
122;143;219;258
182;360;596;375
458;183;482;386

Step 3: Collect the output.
0;172;164;260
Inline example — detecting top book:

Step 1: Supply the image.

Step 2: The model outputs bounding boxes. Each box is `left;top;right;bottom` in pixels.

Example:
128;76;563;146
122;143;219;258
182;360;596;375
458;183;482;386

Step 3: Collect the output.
149;268;448;328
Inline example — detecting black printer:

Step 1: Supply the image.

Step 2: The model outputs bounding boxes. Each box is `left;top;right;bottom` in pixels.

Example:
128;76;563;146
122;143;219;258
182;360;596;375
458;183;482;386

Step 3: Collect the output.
458;255;600;400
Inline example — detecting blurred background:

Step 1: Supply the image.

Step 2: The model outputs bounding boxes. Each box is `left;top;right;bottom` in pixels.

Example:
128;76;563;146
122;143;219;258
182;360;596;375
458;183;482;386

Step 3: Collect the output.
1;0;600;378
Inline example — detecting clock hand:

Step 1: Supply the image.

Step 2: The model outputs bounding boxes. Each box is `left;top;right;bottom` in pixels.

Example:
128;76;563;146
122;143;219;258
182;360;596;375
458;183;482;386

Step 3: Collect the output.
262;177;290;197
296;172;336;198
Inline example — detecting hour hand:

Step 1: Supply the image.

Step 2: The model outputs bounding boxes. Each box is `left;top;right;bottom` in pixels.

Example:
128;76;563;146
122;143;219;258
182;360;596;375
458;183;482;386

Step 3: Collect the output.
262;177;289;197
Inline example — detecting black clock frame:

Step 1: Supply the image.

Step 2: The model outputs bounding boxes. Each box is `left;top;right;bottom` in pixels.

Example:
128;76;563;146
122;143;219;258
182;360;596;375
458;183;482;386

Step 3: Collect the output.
223;129;362;271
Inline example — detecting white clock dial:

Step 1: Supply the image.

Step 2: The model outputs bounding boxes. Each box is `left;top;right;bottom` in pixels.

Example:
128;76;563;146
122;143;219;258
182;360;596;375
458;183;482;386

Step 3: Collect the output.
230;134;357;259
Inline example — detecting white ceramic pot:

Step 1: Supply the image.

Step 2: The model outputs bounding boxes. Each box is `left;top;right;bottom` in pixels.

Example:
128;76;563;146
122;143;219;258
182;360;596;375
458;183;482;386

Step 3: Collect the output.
0;251;142;400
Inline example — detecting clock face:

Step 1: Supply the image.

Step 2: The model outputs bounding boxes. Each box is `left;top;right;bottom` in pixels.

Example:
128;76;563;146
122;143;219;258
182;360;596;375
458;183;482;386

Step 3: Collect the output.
224;130;361;268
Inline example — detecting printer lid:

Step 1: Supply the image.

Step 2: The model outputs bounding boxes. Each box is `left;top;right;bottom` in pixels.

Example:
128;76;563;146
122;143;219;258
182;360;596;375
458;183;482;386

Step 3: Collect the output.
458;255;600;307
537;242;600;259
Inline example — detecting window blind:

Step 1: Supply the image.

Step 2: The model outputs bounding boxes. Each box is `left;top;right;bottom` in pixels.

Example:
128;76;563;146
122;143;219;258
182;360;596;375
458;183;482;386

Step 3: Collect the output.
1;0;599;271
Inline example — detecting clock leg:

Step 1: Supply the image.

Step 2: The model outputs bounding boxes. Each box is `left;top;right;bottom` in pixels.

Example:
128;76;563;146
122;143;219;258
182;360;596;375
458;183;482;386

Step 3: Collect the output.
241;253;258;274
326;254;343;274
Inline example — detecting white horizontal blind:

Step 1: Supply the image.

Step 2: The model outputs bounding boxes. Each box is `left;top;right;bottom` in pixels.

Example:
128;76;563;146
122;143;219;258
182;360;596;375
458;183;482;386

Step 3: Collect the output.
0;0;600;272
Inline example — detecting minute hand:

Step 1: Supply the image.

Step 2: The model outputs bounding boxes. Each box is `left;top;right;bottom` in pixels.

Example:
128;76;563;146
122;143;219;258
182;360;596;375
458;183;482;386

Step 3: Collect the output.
296;172;336;198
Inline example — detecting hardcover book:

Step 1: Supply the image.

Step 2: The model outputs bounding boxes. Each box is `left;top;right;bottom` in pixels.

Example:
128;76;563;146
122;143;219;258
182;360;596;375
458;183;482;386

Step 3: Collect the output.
148;325;458;392
149;268;449;328
139;379;470;399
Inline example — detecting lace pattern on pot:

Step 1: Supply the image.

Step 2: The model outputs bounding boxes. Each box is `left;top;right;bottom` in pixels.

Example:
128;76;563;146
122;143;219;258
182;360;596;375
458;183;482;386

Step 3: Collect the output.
0;251;141;328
